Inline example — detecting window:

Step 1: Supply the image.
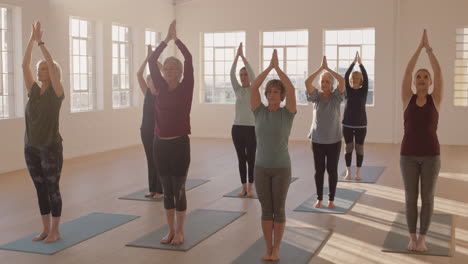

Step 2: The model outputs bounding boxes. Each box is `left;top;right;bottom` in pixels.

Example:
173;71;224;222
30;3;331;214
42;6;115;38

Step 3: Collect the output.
455;28;468;106
262;30;308;105
202;31;246;104
0;7;14;119
145;30;161;73
70;17;96;112
112;24;131;108
324;28;375;105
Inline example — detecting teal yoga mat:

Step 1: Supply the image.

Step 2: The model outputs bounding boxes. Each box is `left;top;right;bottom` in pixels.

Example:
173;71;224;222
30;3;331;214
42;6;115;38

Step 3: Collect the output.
119;179;210;201
223;177;299;199
294;187;365;214
0;212;139;255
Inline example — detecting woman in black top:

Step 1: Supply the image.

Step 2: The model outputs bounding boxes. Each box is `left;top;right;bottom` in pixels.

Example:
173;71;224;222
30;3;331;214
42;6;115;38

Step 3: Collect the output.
137;45;163;199
23;22;64;243
343;52;368;181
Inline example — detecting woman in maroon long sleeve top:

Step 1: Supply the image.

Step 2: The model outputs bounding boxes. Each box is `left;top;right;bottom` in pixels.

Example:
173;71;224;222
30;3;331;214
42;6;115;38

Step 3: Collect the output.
148;20;194;245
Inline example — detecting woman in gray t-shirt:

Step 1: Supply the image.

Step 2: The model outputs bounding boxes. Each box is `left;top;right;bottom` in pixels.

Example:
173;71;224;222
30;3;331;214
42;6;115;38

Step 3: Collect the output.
305;56;345;209
250;49;296;261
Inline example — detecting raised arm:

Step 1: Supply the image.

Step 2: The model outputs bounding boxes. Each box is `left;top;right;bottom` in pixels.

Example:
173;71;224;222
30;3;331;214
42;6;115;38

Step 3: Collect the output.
171;21;194;88
35;23;63;97
402;31;424;108
345;52;357;90
274;51;296;113
148;22;173;90
22;24;35;94
230;43;242;90
305;57;325;96
358;53;369;91
238;45;255;80
137;45;152;95
424;30;443;110
250;50;275;111
323;56;345;94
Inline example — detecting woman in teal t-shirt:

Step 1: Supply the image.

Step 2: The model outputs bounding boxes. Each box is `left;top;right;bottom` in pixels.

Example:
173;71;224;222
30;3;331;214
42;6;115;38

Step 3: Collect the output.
250;49;296;262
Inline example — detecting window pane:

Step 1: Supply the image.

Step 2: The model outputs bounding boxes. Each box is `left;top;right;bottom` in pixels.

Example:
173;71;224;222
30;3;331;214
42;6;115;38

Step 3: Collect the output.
325;30;337;45
273;31;286;45
204;61;213;75
80;20;88;37
325;46;337;60
204;33;213;46
71;19;80;37
263;32;273;45
204;48;213;60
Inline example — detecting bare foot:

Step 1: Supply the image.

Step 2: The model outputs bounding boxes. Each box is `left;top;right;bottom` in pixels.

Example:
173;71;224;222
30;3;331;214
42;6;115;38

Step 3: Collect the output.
355;171;362;180
170;232;184;245
32;232;48;242
238;188;247;197
44;232;60;243
153;193;163;199
144;192;155;198
261;248;272;261
407;238;418;251
314;200;323;208
247;190;255;198
344;168;352;180
327;201;336;209
416;235;428;252
160;232;175;244
270;247;280;261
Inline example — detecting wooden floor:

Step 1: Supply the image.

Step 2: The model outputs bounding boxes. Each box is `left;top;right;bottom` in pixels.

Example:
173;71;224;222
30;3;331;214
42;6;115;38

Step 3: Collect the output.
0;138;467;264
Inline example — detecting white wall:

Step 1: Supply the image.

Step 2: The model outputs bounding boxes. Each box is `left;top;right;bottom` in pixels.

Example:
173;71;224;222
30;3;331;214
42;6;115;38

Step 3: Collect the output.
177;0;397;143
176;0;468;146
0;0;174;174
1;0;467;174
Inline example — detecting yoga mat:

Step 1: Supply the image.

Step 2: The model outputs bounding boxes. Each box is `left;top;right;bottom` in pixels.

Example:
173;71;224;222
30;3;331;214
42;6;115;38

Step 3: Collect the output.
127;209;245;251
382;213;453;256
294;187;365;214
339;166;385;183
232;227;331;264
0;212;139;255
223;177;298;199
119;179;210;201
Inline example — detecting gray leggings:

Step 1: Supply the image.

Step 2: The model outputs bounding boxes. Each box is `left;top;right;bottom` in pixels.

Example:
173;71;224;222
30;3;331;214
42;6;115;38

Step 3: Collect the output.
400;155;440;235
254;166;291;223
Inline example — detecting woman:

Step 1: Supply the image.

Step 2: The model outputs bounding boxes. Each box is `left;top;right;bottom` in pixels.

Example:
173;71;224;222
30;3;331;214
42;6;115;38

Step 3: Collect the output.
148;20;193;245
305;56;345;209
23;22;64;243
137;45;163;199
230;42;256;197
400;29;442;252
343;52;368;181
251;49;296;261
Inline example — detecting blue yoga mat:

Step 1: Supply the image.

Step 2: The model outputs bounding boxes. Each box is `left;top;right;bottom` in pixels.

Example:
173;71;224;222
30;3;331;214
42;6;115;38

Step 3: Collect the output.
0;212;139;255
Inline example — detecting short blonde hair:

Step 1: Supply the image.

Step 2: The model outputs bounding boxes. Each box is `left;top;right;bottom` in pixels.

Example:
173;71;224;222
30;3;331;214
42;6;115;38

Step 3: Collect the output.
350;71;363;86
36;60;62;81
163;56;183;72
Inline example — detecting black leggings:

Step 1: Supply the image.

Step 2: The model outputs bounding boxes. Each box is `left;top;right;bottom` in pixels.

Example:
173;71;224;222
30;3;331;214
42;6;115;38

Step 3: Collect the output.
342;126;367;167
312;141;341;201
141;130;163;194
153;136;190;211
24;143;63;217
231;125;256;184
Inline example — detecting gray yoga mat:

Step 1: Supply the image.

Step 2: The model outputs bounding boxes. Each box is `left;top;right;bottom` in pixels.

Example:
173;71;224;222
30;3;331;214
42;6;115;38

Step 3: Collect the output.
0;212;139;255
223;177;299;199
127;209;245;251
294;187;365;214
339;166;385;183
382;213;453;256
232;227;331;264
119;179;210;201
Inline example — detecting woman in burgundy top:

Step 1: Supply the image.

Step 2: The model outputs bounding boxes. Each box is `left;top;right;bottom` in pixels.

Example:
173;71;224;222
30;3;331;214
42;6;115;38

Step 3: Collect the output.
400;29;443;252
148;21;194;245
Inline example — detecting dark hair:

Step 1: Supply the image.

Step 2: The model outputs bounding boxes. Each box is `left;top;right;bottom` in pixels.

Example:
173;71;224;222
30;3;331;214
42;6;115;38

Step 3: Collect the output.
264;79;286;101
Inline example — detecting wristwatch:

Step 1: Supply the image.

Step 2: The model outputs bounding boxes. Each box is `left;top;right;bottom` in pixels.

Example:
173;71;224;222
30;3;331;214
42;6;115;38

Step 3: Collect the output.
38;41;45;46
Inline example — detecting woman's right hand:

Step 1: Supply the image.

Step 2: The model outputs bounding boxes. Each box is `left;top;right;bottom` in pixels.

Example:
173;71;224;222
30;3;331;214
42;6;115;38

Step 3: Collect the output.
237;42;243;57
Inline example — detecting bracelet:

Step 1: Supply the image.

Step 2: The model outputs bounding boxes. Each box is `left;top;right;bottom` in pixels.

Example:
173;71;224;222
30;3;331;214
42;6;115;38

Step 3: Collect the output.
426;47;433;53
38;41;45;46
